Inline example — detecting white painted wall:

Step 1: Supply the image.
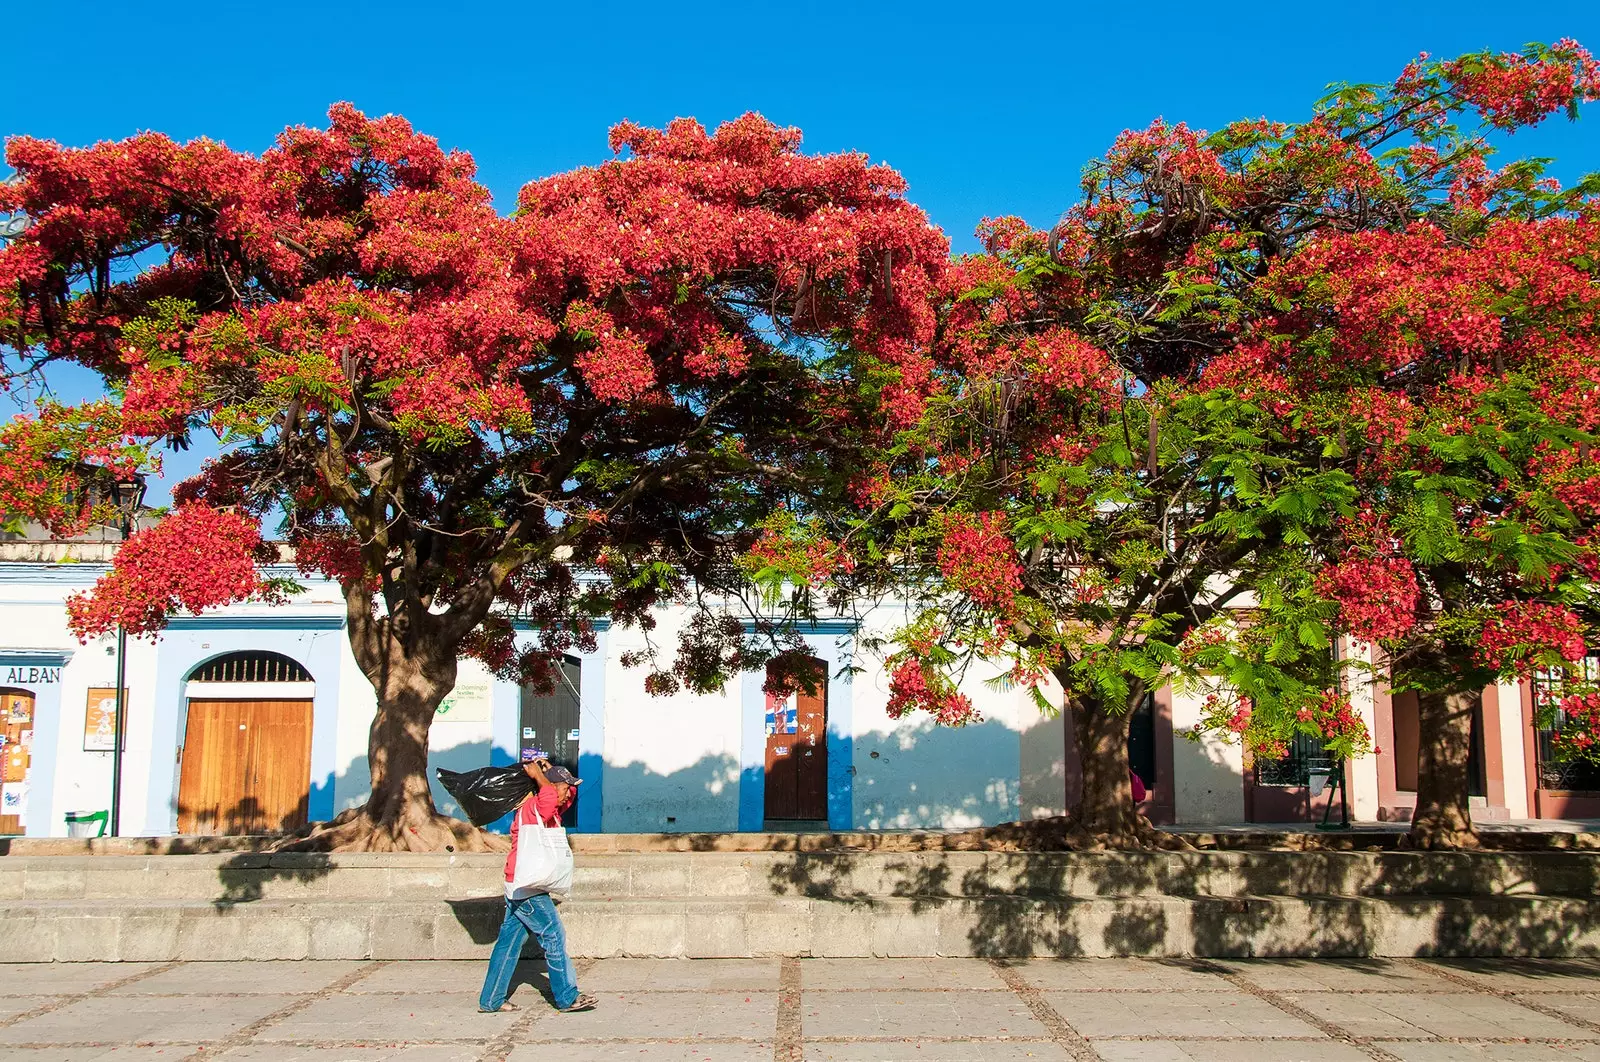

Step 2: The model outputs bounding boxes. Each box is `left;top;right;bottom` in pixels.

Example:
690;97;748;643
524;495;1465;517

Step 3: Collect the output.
600;607;743;833
848;606;1024;830
1498;680;1530;819
1344;641;1382;821
1168;684;1245;824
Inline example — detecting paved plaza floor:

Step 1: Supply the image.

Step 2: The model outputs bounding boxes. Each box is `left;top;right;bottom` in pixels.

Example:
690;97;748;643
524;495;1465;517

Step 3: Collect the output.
0;957;1596;1061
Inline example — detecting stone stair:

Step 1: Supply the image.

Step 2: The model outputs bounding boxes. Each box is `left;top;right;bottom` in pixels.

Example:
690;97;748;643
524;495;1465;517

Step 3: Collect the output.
0;848;1596;961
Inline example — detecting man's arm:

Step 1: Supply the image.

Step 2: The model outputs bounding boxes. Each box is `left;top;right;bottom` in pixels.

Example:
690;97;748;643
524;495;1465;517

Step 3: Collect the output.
526;758;553;788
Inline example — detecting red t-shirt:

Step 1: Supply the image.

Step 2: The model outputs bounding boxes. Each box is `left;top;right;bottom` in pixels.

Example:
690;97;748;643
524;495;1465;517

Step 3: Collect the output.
503;786;571;883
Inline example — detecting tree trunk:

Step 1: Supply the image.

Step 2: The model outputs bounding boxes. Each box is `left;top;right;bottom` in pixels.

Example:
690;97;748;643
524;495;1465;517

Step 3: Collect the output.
1071;697;1138;840
277;622;508;853
1058;692;1183;849
1409;686;1481;850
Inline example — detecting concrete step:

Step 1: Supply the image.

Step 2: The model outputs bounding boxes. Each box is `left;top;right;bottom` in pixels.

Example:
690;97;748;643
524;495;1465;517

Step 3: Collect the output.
2;850;1597;902
1;892;1595;960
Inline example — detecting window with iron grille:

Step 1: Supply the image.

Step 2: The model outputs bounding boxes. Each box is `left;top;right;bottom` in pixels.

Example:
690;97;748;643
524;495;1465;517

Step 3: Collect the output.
187;651;312;683
1254;730;1334;787
1532;657;1600;793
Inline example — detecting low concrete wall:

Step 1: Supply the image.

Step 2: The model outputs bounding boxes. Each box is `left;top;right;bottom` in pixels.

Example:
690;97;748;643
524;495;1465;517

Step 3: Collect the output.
0;849;1596;960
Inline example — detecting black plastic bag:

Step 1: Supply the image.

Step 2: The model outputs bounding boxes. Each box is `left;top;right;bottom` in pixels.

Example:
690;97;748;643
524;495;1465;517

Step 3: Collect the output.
436;765;534;827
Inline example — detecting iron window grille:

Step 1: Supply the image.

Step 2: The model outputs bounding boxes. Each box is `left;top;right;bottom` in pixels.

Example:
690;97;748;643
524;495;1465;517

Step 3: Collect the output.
188;651;311;683
1532;657;1600;793
1254;730;1334;787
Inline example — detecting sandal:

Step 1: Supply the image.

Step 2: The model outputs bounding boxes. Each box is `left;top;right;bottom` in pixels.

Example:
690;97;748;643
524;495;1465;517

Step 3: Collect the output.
559;993;598;1013
478;1002;520;1013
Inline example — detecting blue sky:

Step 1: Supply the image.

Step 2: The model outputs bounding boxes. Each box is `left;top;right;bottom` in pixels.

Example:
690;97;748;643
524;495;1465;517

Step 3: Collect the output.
4;1;1599;502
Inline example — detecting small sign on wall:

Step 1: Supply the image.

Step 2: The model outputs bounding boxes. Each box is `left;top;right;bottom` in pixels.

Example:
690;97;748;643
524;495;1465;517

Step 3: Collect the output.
84;688;129;752
435;679;493;723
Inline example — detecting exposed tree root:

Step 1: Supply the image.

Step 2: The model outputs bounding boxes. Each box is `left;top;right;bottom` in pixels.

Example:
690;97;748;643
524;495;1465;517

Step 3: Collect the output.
273;804;510;853
1401;825;1483;851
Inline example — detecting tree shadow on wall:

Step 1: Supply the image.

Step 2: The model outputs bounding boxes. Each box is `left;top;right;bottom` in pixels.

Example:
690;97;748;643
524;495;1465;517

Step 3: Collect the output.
762;844;1600;958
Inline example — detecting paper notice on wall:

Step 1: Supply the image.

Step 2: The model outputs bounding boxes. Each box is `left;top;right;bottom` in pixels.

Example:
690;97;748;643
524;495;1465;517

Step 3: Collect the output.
1;782;27;817
435;679;493;723
83;689;125;752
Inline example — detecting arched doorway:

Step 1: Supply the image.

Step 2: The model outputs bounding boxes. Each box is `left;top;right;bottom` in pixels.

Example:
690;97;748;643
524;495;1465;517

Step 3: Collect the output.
177;651;314;835
0;689;37;836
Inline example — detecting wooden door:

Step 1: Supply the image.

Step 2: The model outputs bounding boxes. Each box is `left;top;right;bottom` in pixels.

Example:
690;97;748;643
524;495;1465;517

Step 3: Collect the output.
794;683;828;820
763;659;828;822
178;699;312;835
0;690;36;835
764;689;799;820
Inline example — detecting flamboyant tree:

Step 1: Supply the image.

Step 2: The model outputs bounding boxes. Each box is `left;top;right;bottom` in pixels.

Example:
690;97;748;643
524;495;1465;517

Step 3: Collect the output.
1222;139;1600;846
0;107;947;850
756;41;1600;848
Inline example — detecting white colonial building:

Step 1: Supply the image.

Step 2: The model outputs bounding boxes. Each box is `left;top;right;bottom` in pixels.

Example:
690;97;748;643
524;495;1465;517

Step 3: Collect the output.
0;540;1591;838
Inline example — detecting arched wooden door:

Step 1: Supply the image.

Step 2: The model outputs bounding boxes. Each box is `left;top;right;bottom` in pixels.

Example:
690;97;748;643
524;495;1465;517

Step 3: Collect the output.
177;653;314;835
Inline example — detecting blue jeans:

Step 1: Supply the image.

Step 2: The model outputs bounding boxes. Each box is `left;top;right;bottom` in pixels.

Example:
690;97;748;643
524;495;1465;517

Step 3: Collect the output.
479;892;579;1011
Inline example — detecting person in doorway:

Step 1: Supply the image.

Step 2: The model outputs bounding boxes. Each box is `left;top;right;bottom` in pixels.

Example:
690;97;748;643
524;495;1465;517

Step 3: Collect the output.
478;758;597;1014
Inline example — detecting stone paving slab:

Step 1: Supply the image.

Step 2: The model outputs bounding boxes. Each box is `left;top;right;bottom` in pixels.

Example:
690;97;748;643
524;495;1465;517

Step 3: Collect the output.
1378;1044;1600;1061
805;1045;1074;1061
511;1046;774;1061
347;958;550;997
1528;991;1600;1024
257;992;519;1043
0;957;1597;1059
1287;990;1600;1039
1217;957;1458;993
533;990;778;1041
108;959;371;995
1045;990;1324;1039
802;990;1048;1039
799;958;1006;991
1428;956;1600;991
219;1048;481;1061
0;992;295;1045
584;957;783;992
0;1049;194;1061
1090;1045;1371;1062
0;963;163;995
1014;958;1230;992
0;997;53;1022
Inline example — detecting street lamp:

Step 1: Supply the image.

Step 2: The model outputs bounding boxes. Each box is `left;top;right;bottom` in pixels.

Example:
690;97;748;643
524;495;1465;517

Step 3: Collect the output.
107;472;146;838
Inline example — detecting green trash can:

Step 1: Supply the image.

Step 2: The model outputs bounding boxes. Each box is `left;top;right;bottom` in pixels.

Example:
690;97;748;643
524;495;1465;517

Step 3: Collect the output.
65;810;108;839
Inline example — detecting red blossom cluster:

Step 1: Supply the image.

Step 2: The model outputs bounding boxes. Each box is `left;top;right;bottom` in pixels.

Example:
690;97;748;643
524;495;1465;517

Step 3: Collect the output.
1442;39;1600;129
935;512;1022;614
742;518;854;588
64;504;282;638
885;659;979;727
1554;692;1600;759
1478;602;1588;675
1314;554;1420;645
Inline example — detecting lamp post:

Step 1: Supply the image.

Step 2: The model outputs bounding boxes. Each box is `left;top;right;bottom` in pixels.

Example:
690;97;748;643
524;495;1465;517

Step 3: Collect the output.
107;473;146;838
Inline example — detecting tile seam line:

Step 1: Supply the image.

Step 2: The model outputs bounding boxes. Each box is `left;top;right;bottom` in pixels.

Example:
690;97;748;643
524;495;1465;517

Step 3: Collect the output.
1196;961;1404;1062
1395;959;1600;1036
178;959;390;1062
478;956;599;1062
775;955;803;1062
0;958;185;1030
988;959;1099;1062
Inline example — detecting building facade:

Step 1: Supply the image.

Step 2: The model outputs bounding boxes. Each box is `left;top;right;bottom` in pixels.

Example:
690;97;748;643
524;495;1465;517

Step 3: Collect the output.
0;552;1594;838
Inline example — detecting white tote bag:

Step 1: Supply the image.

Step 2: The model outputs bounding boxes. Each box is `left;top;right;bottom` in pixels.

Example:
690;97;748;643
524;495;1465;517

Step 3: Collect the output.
508;819;574;900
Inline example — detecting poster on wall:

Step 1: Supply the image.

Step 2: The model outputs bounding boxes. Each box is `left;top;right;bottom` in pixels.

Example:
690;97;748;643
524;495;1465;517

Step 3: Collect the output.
83;688;128;752
1;782;27;818
435;679;493;723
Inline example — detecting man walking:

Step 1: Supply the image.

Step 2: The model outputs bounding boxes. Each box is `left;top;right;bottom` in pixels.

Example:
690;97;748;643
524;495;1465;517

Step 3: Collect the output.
478;758;597;1014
